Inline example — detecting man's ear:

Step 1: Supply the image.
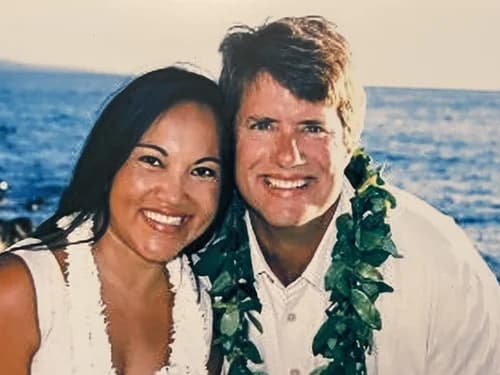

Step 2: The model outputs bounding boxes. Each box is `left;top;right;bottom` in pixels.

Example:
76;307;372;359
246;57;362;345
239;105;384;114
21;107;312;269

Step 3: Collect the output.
342;144;355;170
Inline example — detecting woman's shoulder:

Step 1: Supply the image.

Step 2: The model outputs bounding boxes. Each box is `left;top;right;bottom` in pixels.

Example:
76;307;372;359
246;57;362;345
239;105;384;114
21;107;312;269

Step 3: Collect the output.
0;251;35;298
0;252;41;354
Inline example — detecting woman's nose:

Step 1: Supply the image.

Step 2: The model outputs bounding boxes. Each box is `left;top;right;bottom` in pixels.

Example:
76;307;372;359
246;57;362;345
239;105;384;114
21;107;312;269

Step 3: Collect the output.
153;172;187;206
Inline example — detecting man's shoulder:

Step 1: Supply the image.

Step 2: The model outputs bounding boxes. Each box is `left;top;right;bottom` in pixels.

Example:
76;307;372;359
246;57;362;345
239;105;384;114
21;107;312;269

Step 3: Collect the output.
375;187;500;373
387;185;462;248
385;185;498;288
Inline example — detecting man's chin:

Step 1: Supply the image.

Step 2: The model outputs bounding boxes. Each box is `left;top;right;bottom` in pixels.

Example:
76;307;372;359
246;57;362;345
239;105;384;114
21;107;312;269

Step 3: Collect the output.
247;200;339;231
251;207;312;229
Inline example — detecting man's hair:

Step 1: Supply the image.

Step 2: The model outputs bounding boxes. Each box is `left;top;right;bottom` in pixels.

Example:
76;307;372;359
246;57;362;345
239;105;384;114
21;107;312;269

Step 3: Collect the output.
219;15;366;150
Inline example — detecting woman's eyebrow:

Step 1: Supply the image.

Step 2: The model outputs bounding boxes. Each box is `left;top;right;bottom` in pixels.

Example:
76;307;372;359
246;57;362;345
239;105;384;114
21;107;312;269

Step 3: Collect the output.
194;157;221;165
136;143;168;156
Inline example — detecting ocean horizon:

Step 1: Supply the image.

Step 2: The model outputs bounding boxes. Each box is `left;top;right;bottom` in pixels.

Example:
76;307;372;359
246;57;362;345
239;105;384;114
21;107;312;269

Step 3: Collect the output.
0;67;499;280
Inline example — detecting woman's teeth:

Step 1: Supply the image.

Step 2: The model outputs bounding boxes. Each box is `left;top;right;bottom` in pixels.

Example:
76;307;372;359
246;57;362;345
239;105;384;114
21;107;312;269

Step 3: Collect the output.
144;210;183;226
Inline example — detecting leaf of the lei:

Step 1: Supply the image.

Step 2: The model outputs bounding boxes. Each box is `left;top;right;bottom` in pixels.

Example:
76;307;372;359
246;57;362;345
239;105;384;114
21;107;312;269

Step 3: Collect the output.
239;297;261;312
354;263;382;282
310;364;329;375
351;317;372;343
337;272;352;297
211;270;232;295
312;315;347;357
325;261;342;289
246;311;263;333
220;308;240;336
333;235;355;261
361;249;390;267
221;337;234;352
325;360;348;375
385;189;397;209
381;237;400;257
359;185;396;210
241;340;263;364
360;280;394;300
345;357;360;375
336;213;354;234
356;220;389;252
370;197;386;214
325;260;350;297
344;149;371;189
237;278;261;304
194;248;225;278
335;319;348;334
228;359;253;375
350;289;382;330
312;318;335;355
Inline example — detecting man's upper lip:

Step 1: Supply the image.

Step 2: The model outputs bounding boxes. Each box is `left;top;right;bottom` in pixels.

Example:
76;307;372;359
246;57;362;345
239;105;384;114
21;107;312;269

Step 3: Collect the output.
261;174;314;180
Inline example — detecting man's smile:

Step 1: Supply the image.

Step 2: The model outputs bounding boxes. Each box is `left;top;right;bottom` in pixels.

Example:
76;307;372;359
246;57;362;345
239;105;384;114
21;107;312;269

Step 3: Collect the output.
263;176;311;190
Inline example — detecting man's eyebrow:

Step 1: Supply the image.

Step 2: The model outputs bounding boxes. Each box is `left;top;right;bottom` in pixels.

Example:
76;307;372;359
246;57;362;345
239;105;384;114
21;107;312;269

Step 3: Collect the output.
299;119;324;125
194;157;221;165
136;143;168;156
247;115;277;123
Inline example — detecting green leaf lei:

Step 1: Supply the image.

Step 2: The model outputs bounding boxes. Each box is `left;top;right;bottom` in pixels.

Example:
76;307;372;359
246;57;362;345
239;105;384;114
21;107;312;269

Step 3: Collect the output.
193;149;400;375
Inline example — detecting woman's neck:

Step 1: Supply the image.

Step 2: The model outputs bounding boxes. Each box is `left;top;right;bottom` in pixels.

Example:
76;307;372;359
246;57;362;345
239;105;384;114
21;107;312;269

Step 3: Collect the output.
93;231;168;298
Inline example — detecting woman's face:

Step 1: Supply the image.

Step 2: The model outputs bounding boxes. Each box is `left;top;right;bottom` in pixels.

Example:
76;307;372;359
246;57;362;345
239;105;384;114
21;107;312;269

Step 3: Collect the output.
105;101;221;263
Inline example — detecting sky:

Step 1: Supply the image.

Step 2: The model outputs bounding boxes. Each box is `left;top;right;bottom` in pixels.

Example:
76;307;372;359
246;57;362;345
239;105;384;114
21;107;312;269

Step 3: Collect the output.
1;0;499;90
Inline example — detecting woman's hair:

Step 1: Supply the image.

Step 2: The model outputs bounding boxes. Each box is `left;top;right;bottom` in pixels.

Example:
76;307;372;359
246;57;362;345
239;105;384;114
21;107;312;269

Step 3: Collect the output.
19;66;231;252
219;15;366;151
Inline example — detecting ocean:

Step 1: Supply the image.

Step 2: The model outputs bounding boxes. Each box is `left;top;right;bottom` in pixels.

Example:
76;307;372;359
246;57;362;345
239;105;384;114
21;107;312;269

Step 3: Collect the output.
0;68;499;279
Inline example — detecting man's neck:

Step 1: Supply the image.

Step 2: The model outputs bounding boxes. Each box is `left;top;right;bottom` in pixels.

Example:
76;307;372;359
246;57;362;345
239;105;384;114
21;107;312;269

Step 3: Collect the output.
249;200;339;287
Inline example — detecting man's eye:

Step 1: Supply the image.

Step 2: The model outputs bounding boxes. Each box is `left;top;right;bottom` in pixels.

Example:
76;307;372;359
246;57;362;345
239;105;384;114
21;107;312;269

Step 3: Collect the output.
302;124;325;134
249;120;273;131
192;166;218;180
138;155;163;167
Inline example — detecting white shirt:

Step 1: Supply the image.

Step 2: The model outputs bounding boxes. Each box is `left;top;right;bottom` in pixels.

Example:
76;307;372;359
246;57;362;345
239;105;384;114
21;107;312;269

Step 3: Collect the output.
235;186;500;375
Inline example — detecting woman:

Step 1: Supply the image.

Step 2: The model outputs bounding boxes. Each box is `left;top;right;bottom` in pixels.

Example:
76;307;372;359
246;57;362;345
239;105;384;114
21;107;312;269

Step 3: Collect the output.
0;66;231;374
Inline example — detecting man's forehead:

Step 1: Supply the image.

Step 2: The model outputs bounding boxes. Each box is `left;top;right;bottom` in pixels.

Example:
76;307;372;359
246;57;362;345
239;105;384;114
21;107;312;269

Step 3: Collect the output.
242;72;291;99
238;72;333;117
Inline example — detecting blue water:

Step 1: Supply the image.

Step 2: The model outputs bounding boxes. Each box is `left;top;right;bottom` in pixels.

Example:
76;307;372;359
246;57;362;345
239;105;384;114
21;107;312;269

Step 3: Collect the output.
0;69;499;279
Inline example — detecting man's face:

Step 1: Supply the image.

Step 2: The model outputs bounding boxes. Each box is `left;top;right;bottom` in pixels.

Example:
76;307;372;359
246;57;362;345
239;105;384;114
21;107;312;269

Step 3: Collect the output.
235;72;351;228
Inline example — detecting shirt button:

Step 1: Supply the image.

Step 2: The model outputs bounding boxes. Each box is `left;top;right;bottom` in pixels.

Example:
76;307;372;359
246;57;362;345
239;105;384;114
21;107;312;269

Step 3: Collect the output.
287;313;296;322
290;369;300;375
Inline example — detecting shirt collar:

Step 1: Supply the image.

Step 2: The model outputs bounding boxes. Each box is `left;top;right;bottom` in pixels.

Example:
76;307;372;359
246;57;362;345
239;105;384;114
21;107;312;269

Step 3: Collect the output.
245;178;354;290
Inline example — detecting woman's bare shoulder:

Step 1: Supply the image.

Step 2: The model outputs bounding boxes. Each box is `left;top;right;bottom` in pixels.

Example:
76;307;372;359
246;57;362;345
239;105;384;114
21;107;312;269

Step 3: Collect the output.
0;252;41;356
0;252;36;303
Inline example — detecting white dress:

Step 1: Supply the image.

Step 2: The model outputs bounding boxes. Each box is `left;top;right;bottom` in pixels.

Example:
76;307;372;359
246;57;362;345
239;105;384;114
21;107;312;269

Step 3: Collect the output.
7;231;212;375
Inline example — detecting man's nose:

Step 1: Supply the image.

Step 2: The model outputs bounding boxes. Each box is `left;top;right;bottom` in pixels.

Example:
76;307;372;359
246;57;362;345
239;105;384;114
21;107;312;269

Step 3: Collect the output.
273;131;306;168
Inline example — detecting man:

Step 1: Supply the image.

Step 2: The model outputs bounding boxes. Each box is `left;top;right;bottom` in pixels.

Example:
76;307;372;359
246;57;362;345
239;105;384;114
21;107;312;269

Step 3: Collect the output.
196;16;500;374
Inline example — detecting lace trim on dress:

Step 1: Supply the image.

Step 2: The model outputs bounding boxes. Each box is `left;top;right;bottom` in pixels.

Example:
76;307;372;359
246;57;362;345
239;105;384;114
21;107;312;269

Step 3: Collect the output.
58;214;209;375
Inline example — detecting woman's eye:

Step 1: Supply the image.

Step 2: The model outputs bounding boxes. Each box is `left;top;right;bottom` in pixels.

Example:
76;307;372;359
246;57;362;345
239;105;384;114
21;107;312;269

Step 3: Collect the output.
191;166;218;180
138;155;163;168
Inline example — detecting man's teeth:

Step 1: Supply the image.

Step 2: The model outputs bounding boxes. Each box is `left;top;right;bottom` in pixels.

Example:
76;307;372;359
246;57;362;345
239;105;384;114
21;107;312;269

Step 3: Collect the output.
144;210;183;226
266;177;308;189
